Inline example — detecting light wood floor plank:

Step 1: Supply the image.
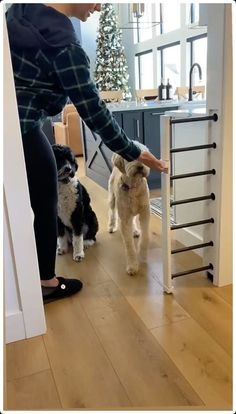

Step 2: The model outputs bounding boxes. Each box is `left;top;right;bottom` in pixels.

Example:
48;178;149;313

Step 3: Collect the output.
90;231;190;330
6;370;61;410
151;318;232;409
6;336;50;381
170;274;232;356
56;241;110;287
212;284;232;305
43;299;132;409
78;280;203;407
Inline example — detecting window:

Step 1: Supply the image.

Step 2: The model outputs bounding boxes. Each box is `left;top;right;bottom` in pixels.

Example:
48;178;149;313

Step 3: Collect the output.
161;3;180;33
135;51;153;89
158;43;180;88
133;3;159;44
191;4;199;23
188;35;207;86
137;3;153;43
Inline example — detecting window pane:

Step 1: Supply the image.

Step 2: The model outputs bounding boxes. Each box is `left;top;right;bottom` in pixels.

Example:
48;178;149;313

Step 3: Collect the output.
193;37;207;85
132;3;154;44
192;4;199;23
155;4;161;36
138;3;153;42
186;4;192;25
161;44;180;89
139;53;154;89
162;4;180;33
135;56;140;89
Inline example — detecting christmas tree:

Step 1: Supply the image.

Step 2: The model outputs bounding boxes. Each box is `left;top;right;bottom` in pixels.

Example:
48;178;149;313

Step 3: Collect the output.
94;4;131;100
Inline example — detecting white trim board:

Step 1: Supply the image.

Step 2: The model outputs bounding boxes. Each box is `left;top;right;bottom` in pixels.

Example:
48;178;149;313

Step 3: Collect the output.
5;311;26;344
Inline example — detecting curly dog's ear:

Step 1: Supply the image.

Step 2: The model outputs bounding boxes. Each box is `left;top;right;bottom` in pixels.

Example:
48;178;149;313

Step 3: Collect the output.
112;153;125;173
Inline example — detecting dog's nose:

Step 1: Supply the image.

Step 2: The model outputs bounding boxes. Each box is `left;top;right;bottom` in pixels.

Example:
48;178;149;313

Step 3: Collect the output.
137;166;143;171
64;166;71;173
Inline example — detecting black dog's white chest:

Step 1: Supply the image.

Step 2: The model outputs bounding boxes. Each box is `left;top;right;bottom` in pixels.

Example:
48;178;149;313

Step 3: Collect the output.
58;181;78;227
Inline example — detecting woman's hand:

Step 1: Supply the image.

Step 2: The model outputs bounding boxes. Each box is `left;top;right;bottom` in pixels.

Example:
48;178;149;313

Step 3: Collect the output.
137;151;169;173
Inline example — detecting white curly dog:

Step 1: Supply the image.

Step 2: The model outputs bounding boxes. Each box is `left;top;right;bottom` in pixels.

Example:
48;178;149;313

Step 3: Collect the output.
108;141;151;275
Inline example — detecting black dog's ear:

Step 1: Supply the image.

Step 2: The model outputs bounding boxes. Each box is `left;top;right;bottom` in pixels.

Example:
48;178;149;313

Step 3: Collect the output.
67;148;78;171
74;156;78;171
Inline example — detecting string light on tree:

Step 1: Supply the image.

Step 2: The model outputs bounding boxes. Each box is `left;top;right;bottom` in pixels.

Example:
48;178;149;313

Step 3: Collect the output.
94;3;131;100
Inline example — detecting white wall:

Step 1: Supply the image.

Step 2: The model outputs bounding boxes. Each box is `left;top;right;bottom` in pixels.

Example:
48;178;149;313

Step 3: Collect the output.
203;4;232;286
80;12;100;80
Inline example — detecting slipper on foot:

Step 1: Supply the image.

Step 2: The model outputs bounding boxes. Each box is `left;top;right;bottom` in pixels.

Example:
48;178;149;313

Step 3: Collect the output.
42;277;83;304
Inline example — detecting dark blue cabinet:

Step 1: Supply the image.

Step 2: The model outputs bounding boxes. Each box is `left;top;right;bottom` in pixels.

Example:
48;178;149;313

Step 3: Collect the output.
113;111;122;128
122;111;143;143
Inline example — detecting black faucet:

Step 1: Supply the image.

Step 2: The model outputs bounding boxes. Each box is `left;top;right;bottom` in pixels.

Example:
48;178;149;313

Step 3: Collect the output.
188;63;202;101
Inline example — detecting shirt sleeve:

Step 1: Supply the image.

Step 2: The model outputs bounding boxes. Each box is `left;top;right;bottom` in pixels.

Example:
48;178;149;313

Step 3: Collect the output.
52;43;141;161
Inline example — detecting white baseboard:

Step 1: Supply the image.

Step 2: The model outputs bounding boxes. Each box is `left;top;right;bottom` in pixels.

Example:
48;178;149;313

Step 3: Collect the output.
5;311;26;344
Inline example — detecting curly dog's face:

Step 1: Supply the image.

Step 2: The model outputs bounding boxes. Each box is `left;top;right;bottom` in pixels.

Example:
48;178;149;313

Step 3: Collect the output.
112;140;150;179
124;159;150;179
113;155;150;179
52;145;78;183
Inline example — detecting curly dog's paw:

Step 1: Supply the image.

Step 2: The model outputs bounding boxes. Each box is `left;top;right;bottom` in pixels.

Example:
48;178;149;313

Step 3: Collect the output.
126;263;139;276
133;229;140;238
108;224;117;233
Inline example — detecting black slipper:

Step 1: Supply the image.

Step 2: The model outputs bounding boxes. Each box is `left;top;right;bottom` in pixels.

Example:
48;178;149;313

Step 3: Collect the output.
42;277;83;304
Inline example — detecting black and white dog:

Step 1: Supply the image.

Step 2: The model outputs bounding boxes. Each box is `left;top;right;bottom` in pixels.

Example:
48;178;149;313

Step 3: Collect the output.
52;144;99;262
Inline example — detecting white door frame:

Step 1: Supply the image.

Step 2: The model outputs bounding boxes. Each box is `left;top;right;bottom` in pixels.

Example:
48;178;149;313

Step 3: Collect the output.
3;17;46;343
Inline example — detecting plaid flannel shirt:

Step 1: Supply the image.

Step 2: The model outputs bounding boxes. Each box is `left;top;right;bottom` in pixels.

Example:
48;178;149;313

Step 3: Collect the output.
10;42;141;161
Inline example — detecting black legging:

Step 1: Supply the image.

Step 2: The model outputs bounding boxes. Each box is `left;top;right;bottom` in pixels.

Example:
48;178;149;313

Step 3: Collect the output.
22;126;58;280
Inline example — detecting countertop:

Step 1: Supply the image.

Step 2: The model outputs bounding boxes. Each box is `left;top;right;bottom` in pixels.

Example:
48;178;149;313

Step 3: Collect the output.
106;99;206;113
106;100;179;112
165;107;207;118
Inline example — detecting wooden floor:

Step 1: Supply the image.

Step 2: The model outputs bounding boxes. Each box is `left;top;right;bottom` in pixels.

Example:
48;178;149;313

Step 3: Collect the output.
5;157;232;410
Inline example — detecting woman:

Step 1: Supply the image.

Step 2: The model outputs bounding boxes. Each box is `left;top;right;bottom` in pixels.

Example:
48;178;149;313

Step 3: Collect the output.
6;4;167;303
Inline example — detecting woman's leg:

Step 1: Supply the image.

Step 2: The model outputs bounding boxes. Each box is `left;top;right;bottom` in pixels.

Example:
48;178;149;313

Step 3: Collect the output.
21;126;83;301
22;126;58;280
